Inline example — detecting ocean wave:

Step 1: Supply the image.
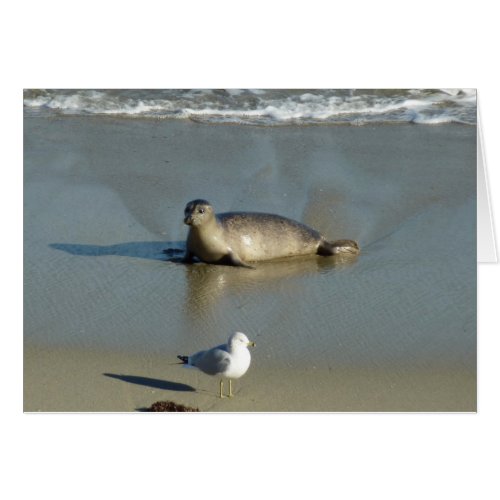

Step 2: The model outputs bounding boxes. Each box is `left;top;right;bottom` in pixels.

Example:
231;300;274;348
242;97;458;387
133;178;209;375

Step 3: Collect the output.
23;89;476;126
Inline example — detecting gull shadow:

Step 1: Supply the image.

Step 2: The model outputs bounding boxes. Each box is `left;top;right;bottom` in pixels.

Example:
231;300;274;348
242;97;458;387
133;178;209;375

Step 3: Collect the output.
103;373;195;392
50;241;185;262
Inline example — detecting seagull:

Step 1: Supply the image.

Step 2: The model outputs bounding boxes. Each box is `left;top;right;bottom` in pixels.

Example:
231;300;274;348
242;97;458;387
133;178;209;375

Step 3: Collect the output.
177;331;256;398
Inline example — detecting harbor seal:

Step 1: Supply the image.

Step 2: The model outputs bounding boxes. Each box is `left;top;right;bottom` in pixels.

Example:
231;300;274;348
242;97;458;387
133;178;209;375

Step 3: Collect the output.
182;199;360;268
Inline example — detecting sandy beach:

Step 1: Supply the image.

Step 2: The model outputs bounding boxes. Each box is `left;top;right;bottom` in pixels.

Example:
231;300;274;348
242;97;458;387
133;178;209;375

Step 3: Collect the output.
24;116;476;412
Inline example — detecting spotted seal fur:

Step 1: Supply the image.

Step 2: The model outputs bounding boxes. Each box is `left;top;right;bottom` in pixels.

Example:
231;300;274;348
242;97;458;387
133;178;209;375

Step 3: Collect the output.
183;199;359;268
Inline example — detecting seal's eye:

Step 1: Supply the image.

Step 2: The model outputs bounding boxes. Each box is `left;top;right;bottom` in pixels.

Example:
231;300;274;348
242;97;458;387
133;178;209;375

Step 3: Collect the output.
198;208;205;214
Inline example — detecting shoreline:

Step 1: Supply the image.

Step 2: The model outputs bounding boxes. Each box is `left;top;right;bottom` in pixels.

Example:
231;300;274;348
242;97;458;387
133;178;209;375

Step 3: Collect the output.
24;343;476;412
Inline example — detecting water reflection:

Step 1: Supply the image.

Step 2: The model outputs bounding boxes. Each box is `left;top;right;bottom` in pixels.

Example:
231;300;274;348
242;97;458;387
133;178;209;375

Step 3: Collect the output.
182;253;358;316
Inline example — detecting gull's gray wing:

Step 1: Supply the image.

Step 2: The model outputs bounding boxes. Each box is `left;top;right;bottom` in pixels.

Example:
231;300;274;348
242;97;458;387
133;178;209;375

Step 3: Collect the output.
191;345;231;376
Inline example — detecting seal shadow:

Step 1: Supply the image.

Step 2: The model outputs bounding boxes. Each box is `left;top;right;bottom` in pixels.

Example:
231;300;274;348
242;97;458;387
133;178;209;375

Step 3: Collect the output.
50;241;186;262
103;373;195;392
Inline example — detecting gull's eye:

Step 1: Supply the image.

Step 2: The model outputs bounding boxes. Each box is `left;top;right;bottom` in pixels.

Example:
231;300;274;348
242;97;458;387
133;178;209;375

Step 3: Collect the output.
198;208;205;214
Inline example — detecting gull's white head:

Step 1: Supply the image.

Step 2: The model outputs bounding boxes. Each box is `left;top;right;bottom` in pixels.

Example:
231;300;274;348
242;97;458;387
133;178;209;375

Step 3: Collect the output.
228;331;256;349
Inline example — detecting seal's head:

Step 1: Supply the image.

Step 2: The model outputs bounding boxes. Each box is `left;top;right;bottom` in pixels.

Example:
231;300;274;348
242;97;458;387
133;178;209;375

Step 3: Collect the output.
184;199;214;226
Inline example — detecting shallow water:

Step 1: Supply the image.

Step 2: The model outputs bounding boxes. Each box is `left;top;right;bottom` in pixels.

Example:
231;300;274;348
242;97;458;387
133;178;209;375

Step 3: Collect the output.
23;116;476;411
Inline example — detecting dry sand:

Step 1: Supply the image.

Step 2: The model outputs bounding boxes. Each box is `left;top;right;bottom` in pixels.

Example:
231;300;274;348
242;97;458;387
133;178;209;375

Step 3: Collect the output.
24;116;476;411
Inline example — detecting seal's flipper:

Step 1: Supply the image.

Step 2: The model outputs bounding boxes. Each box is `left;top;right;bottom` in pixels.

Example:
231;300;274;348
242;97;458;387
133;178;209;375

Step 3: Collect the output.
318;239;360;256
218;251;255;269
228;251;255;269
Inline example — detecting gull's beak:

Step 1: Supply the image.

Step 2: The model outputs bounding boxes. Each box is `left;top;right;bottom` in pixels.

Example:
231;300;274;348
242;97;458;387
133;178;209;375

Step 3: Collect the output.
248;341;256;347
184;215;193;225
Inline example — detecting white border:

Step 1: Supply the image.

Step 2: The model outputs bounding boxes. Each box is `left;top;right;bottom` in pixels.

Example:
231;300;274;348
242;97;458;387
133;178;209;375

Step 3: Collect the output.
6;2;500;499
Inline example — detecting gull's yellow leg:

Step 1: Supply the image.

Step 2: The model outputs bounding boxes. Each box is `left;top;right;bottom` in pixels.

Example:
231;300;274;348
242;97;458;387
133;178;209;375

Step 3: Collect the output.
219;379;224;398
228;379;234;398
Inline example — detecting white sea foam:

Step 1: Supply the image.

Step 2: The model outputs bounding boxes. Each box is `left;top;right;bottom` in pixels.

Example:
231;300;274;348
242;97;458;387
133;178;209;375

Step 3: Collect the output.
23;89;476;125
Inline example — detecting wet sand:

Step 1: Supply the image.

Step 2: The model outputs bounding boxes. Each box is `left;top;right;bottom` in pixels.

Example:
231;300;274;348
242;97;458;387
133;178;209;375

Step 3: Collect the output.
23;116;476;411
